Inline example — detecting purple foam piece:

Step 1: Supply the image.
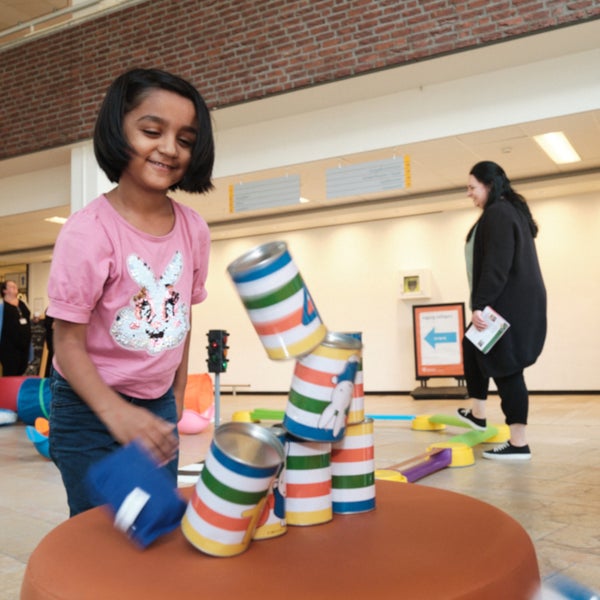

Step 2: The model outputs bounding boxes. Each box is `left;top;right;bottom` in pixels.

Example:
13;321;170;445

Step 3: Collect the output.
401;448;452;483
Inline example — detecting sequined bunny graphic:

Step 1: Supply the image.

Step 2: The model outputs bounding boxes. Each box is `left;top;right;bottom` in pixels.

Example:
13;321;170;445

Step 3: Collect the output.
111;252;189;354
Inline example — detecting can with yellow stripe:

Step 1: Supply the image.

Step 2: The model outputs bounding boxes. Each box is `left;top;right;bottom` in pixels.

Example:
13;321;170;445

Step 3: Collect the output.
343;332;365;424
284;332;361;442
284;438;332;526
181;422;284;557
253;425;287;540
227;241;327;360
331;418;376;514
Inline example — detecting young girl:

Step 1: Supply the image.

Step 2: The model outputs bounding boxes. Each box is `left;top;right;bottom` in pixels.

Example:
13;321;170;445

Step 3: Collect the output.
47;68;214;516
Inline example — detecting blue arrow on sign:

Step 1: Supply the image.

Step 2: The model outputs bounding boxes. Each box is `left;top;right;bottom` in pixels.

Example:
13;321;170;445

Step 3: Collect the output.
425;328;457;349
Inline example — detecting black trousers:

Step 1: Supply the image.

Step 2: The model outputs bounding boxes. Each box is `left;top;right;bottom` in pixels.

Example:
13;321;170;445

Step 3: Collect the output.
462;338;529;425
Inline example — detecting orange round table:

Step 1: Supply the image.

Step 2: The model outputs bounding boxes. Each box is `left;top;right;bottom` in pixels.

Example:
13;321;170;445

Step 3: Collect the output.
21;481;540;600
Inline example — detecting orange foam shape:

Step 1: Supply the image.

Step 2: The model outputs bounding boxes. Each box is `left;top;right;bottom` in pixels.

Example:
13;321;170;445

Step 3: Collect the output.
183;374;214;414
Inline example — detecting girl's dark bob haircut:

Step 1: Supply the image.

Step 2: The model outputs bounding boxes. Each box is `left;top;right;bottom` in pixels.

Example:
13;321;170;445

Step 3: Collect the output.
93;68;214;194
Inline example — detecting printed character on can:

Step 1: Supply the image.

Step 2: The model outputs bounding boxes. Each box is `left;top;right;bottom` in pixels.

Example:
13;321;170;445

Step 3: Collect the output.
331;418;376;514
181;422;284;557
284;332;361;442
284;438;332;526
227;241;327;360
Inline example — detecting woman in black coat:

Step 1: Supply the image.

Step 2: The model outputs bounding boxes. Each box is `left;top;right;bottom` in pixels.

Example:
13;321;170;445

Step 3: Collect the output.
456;161;547;460
0;279;32;376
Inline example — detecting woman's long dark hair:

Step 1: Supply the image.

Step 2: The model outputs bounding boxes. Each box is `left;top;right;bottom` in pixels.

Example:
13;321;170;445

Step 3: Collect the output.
468;160;538;239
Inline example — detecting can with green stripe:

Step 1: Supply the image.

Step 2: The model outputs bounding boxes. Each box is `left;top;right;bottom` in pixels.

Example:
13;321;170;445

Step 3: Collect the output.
284;438;332;526
227;241;327;360
343;332;365;424
181;422;284;557
331;418;376;514
253;424;287;540
284;332;362;442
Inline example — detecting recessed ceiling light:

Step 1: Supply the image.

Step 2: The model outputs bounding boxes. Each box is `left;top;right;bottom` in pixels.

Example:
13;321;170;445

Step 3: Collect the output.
299;197;311;204
533;132;581;164
44;216;68;225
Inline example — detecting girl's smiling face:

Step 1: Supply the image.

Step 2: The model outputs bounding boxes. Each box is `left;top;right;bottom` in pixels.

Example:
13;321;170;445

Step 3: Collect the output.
467;174;490;209
121;88;198;193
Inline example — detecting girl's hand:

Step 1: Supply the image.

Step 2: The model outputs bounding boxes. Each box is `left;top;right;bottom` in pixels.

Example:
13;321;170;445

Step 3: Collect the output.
472;309;488;331
100;401;178;466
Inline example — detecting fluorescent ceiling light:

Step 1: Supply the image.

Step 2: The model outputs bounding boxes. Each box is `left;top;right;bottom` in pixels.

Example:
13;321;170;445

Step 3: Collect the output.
533;131;581;164
44;216;67;224
299;196;311;204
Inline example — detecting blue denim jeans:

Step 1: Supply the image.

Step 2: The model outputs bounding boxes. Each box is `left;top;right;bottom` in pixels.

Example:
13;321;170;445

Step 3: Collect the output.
49;370;179;517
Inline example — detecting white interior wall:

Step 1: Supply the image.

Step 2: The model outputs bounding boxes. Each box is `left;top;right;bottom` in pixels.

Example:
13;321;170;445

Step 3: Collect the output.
0;166;69;217
24;187;599;391
187;191;599;392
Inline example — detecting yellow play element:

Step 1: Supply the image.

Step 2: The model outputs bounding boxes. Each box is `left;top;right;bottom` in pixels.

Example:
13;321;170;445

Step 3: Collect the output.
427;442;474;467
411;414;446;431
374;469;408;483
485;424;510;443
231;410;255;422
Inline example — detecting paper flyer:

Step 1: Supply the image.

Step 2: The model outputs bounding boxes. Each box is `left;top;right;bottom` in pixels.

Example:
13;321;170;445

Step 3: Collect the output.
465;306;510;354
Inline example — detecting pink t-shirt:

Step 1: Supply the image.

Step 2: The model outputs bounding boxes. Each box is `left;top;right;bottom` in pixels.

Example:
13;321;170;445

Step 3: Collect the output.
47;195;210;398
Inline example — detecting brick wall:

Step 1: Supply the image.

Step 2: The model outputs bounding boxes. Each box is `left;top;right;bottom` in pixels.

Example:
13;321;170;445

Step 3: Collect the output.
1;0;599;160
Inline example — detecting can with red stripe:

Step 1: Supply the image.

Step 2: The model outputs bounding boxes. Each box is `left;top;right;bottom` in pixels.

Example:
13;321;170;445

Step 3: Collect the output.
181;422;284;556
284;332;362;442
331;418;375;514
343;332;364;424
284;438;332;526
253;425;287;540
227;241;327;360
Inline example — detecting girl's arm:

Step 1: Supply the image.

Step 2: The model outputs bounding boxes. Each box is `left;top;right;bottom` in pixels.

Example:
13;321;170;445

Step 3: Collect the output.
53;319;178;465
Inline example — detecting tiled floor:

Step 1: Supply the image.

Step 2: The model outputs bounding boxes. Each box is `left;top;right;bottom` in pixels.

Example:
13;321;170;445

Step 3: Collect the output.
1;393;599;599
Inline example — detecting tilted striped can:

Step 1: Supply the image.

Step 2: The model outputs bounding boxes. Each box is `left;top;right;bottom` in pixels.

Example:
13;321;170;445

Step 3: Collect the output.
284;438;332;526
181;422;284;557
253;425;287;540
284;332;362;442
331;418;376;514
343;332;365;424
227;241;327;360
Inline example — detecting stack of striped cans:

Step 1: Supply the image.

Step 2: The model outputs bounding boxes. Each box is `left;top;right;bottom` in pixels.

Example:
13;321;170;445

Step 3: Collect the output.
182;241;376;557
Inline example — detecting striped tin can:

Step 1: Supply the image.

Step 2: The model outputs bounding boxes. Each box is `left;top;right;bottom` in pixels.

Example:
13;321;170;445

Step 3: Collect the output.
181;422;284;557
284;332;362;442
284;438;332;526
227;241;327;360
253;425;287;540
331;418;376;514
343;332;365;424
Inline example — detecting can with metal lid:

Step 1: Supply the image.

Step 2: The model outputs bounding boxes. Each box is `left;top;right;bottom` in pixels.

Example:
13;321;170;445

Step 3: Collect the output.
331;418;376;514
181;422;284;557
227;241;327;360
284;332;362;442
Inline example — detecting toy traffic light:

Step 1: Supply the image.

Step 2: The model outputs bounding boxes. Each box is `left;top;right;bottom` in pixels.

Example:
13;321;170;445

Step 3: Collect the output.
206;330;229;374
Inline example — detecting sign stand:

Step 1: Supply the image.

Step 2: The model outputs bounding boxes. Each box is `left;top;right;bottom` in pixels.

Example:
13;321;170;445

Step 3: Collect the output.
410;303;468;400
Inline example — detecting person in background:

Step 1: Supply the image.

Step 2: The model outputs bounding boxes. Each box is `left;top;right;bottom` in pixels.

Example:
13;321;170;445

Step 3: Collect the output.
46;68;214;516
43;310;54;378
457;161;547;460
0;280;32;376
